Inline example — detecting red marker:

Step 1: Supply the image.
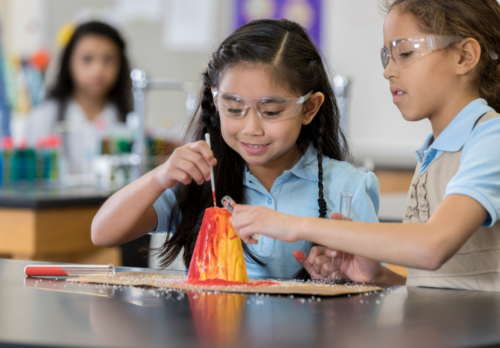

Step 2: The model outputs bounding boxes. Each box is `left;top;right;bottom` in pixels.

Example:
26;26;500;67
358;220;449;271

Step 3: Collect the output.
24;264;115;277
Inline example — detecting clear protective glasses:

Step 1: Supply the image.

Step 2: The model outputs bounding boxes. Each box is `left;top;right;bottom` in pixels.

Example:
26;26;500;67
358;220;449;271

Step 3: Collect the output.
212;88;313;123
381;35;465;69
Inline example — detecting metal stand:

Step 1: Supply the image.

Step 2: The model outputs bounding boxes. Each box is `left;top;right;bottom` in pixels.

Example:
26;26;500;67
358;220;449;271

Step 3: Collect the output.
333;75;349;135
130;69;195;180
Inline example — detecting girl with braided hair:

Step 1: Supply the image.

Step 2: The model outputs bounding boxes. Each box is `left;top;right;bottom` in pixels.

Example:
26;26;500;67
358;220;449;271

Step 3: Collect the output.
91;19;379;279
232;0;500;290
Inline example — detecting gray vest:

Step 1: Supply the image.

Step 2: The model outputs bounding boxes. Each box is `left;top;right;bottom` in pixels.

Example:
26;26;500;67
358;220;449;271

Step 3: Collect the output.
404;112;500;291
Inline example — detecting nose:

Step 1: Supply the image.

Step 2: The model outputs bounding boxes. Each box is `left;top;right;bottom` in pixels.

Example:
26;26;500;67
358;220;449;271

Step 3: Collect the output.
383;58;397;80
242;106;265;137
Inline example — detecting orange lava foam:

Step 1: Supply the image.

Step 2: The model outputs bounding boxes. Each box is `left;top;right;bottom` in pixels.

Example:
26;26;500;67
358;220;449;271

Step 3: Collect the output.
186;279;278;287
188;207;249;284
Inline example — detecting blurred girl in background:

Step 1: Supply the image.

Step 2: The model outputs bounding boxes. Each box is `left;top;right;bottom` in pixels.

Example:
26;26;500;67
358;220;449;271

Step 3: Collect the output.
26;21;132;174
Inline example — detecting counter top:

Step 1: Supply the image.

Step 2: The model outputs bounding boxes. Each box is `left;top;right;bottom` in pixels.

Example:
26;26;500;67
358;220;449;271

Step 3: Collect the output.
0;186;112;209
1;259;500;348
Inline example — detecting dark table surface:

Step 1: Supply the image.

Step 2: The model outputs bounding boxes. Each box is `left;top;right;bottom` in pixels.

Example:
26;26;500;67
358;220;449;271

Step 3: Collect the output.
0;186;111;208
1;259;500;348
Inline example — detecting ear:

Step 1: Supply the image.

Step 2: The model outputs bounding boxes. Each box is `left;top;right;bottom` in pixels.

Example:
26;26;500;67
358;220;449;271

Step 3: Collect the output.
455;38;481;76
301;92;325;126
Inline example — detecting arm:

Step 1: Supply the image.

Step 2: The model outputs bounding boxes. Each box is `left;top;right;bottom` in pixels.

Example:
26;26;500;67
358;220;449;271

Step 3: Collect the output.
91;141;216;247
231;194;487;270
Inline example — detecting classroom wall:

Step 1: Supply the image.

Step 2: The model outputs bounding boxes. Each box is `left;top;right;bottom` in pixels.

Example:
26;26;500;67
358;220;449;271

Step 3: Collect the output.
0;0;434;168
0;0;234;138
325;0;431;168
43;0;234;137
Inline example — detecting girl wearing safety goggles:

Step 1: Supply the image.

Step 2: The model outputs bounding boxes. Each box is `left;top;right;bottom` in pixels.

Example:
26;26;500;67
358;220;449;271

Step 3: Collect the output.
92;19;380;280
232;0;500;291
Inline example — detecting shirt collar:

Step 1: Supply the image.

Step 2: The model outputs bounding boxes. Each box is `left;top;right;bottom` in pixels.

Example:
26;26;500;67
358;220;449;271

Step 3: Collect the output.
416;98;494;158
415;133;435;163
289;142;320;182
243;142;320;184
68;98;116;122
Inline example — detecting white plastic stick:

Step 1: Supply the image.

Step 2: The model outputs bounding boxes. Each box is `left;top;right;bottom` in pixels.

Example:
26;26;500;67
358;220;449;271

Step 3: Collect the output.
204;133;216;207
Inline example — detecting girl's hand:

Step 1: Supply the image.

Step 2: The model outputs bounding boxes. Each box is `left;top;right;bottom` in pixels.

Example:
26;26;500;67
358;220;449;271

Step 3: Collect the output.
292;212;384;283
293;247;384;283
153;140;217;190
328;212;384;283
230;205;300;244
326;249;384;283
292;247;331;280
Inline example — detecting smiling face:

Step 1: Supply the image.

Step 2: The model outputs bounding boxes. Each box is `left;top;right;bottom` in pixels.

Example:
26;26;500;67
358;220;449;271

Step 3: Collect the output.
70;35;121;99
383;7;459;122
217;63;318;172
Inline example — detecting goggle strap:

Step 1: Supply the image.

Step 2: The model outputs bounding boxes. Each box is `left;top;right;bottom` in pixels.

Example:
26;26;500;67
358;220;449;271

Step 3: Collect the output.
427;35;462;51
487;49;499;60
297;91;314;104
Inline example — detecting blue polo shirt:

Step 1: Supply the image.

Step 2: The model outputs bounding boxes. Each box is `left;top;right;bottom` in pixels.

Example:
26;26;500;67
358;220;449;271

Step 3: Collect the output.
415;98;500;227
152;142;380;279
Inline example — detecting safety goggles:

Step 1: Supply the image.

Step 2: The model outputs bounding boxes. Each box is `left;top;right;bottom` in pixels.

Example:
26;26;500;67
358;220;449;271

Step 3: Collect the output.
212;88;313;123
381;35;472;69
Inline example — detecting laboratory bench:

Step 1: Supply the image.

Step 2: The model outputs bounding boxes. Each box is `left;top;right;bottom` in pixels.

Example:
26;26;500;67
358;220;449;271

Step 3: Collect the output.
1;259;500;348
0;186;121;265
0;168;415;273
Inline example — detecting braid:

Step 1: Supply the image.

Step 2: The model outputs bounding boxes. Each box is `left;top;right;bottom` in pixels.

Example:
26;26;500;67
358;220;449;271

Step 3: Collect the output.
200;85;214;135
199;66;219;139
316;126;327;219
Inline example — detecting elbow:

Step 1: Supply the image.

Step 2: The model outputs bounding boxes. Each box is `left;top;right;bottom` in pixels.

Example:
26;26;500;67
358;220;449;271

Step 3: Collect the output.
420;255;445;271
414;238;450;271
91;219;114;248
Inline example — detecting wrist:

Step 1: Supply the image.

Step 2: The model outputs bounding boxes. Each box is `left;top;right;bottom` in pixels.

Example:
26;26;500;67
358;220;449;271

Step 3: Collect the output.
147;168;169;194
295;217;311;242
370;263;387;284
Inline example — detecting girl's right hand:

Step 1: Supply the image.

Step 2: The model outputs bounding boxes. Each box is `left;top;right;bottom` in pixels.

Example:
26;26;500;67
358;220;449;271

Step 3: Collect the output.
153;140;217;190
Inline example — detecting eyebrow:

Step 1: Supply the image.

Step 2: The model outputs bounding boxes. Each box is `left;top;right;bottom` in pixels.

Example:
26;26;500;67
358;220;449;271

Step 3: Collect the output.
221;94;243;102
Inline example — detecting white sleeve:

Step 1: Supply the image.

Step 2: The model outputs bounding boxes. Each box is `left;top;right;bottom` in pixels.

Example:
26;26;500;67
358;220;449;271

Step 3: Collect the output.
25;101;59;146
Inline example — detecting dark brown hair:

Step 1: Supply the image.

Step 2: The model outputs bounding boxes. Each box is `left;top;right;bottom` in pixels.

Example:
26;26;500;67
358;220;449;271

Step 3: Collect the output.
382;0;500;111
158;19;349;278
49;21;132;122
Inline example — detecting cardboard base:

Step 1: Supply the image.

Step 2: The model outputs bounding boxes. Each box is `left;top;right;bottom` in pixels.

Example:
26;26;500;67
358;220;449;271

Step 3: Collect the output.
67;272;381;296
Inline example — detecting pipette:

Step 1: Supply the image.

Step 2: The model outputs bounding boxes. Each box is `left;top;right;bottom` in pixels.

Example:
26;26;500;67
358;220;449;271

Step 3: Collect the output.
25;264;115;277
329;191;353;283
205;133;216;207
221;195;261;240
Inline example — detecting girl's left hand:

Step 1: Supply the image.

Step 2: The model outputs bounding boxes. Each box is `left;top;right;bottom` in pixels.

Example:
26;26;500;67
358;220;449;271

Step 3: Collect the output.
293;248;384;283
230;205;299;244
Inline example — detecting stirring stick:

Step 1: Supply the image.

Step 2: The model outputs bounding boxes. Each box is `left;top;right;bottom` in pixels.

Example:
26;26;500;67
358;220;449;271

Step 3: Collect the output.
205;133;216;207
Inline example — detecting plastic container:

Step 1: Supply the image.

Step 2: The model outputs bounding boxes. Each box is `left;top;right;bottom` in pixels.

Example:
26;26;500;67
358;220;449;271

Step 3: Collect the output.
36;135;61;182
1;137;14;185
24;263;115;277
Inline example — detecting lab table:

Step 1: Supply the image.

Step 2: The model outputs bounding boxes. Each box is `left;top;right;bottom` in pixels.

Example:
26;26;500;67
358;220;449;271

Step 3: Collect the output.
0;186;120;265
1;259;500;348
